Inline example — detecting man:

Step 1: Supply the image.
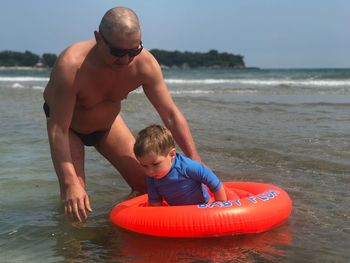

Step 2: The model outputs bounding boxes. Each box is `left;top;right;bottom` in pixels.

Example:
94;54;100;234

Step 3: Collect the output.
43;7;201;222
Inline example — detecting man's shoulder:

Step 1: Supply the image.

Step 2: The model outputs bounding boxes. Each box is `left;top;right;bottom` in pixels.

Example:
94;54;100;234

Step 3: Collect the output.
50;40;95;85
57;40;95;69
136;49;161;76
138;48;157;64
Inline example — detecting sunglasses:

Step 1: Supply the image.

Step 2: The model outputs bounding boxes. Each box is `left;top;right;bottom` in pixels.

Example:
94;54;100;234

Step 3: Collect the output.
99;31;143;58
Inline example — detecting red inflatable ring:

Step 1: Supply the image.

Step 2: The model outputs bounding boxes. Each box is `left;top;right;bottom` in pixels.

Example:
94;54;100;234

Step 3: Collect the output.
110;182;292;238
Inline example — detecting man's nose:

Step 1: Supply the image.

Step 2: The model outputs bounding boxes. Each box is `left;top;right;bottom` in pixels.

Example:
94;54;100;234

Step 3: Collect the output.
116;54;133;64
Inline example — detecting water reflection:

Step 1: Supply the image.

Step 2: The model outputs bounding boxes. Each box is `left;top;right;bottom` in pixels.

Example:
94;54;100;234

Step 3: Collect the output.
109;224;292;263
53;214;291;263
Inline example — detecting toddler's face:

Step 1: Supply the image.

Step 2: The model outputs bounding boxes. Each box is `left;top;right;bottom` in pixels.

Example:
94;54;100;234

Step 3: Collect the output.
137;149;176;179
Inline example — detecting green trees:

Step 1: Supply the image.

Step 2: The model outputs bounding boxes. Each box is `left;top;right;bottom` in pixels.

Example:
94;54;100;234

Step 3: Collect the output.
0;50;39;67
42;53;58;67
0;49;245;68
0;50;57;67
150;49;245;68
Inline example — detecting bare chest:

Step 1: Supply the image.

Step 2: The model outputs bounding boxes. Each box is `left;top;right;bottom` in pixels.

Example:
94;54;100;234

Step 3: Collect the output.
74;68;141;109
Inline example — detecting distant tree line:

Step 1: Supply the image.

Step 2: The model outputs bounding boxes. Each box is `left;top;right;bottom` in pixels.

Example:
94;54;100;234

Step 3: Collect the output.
0;50;57;67
0;49;246;68
150;49;245;68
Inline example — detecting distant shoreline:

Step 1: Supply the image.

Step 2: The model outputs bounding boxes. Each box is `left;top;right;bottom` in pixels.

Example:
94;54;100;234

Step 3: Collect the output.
1;49;247;69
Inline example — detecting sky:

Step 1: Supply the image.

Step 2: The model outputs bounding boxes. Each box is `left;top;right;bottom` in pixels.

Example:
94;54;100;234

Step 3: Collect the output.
1;0;349;69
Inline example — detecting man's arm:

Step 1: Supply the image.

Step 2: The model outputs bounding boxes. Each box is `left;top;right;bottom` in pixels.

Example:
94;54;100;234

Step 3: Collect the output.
141;53;202;163
45;55;92;222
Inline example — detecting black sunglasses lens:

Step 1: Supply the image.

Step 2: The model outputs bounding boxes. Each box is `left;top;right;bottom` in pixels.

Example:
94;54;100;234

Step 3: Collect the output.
128;48;143;57
110;47;142;58
108;41;143;57
110;48;128;57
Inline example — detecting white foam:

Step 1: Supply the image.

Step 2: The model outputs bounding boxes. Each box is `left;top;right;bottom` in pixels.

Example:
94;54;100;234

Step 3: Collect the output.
12;83;24;88
169;89;258;94
165;78;350;87
32;86;45;90
131;88;257;95
1;76;349;88
166;79;235;84
0;76;49;82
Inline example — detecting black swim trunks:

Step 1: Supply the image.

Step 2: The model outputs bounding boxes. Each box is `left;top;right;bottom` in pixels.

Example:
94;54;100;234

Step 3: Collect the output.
43;102;107;146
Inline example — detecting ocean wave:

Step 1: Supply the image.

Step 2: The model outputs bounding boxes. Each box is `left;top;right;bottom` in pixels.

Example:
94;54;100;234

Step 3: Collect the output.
2;75;349;96
170;89;258;94
7;83;45;90
131;88;258;95
1;75;349;88
32;86;45;90
0;76;49;82
165;78;350;87
2;76;349;87
12;83;24;88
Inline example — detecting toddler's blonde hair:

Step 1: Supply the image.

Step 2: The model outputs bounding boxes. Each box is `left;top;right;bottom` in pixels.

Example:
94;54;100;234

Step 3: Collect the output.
134;124;175;157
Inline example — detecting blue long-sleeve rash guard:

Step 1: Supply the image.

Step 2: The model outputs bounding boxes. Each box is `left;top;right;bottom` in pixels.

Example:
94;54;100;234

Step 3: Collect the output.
147;153;222;205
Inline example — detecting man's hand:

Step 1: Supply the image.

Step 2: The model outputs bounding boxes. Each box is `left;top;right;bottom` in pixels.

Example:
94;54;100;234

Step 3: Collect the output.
63;183;92;222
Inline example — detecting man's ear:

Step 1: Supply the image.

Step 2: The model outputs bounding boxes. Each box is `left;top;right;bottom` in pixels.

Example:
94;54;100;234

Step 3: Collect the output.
94;31;100;42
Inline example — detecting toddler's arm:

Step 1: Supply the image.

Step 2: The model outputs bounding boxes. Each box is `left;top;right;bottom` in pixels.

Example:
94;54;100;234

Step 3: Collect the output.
213;185;227;201
148;201;162;206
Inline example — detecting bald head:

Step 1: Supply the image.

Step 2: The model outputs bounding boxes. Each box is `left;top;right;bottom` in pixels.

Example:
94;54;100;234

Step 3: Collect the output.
99;7;141;39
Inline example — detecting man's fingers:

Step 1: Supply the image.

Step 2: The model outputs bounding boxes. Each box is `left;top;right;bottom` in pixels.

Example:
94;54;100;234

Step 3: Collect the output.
65;201;72;215
85;196;92;212
64;203;69;215
64;200;82;222
63;197;91;222
72;202;82;222
78;199;87;220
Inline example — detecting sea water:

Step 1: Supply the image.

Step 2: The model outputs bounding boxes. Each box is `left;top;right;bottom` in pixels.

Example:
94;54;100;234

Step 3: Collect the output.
0;67;349;262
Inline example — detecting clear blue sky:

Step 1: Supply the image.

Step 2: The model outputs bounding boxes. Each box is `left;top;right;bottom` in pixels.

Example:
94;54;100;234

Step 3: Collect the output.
1;0;349;68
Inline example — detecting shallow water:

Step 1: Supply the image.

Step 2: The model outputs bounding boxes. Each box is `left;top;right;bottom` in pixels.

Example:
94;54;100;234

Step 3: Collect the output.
0;68;349;262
